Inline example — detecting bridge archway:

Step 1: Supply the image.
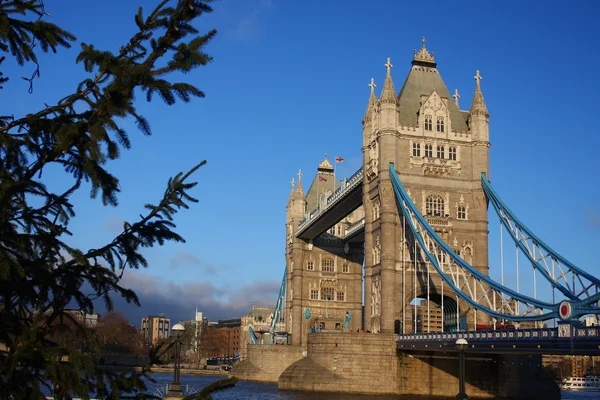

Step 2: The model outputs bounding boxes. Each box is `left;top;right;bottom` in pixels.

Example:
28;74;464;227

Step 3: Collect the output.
405;293;463;333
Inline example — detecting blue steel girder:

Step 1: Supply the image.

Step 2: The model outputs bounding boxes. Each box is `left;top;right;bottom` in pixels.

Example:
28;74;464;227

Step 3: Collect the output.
296;168;363;240
248;325;258;345
270;267;287;337
390;162;600;322
481;173;600;313
390;163;557;322
397;327;600;356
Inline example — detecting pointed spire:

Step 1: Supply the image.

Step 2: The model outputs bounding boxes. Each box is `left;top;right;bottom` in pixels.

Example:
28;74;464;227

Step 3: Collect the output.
470;70;489;117
364;78;378;116
380;57;396;103
290;177;296;193
453;89;460;108
296;169;304;192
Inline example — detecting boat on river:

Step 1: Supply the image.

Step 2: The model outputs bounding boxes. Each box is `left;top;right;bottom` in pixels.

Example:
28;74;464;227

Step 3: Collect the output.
561;375;600;391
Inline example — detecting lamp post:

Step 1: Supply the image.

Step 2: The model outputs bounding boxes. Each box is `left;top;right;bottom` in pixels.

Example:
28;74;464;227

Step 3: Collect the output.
455;338;468;400
165;323;185;398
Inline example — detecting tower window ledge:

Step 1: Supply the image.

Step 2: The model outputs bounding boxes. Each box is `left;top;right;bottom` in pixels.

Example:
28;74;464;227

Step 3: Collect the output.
320;271;337;278
425;215;452;227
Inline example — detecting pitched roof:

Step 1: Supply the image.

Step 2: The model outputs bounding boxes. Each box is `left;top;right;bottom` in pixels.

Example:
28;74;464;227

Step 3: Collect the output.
397;64;469;132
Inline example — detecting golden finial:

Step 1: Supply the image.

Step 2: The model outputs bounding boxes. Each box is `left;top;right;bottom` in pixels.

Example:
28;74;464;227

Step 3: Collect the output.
413;36;435;64
319;156;333;170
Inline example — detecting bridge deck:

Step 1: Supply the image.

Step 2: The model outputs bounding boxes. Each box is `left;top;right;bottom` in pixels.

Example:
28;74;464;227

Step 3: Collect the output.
397;327;600;355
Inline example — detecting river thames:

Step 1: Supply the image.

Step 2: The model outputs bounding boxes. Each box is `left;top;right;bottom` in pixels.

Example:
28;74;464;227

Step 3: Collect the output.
149;373;596;399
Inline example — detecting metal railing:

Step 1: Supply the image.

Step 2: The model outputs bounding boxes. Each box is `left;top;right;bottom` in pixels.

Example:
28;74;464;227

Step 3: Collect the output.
297;168;364;232
343;217;365;238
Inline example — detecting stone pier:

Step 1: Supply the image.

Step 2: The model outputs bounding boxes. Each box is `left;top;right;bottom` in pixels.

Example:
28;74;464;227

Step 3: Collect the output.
230;344;303;383
277;332;560;399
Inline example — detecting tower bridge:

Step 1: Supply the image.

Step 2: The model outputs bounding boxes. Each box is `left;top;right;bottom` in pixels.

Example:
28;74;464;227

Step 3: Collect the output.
233;39;600;399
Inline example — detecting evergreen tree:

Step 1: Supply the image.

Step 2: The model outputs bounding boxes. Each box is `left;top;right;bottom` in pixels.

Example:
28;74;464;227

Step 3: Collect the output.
0;0;218;397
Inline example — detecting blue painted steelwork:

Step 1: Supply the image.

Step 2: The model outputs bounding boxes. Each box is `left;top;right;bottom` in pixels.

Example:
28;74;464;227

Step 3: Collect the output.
390;163;600;322
248;325;258;345
397;326;600;355
390;163;557;321
269;267;287;340
481;173;600;315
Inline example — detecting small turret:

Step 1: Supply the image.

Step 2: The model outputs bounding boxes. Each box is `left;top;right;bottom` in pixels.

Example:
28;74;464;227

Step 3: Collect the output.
379;58;397;130
362;78;379;147
286;170;307;229
468;70;489;142
380;58;396;104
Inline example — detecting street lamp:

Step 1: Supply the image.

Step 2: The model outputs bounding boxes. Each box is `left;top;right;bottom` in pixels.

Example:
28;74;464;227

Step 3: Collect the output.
166;323;185;398
455;338;468;400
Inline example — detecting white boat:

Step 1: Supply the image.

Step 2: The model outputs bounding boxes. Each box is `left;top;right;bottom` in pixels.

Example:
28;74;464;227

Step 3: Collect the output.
561;376;600;391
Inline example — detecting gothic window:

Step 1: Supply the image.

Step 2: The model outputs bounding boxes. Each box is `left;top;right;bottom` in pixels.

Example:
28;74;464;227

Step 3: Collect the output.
310;289;319;300
337;291;345;301
342;263;349;273
412;142;421;157
436;117;445;132
457;206;466;220
425;195;445;217
321;287;334;301
322;258;334;272
307;261;314;271
437;145;445;159
425;115;432;131
425;144;433;158
449;146;457;160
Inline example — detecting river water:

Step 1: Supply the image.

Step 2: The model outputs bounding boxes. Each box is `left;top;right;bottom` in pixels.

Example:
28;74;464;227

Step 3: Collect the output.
149;373;598;400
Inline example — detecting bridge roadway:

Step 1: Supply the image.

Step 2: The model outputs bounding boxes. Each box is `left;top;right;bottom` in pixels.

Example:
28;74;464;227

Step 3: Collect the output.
295;168;363;240
397;326;600;355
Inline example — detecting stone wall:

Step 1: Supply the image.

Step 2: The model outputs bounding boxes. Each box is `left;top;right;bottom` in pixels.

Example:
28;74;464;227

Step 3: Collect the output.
278;332;560;399
230;344;303;383
280;332;401;394
399;352;559;399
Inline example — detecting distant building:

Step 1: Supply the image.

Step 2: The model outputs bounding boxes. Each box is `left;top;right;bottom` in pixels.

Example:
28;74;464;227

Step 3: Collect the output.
203;318;241;360
64;309;99;326
413;300;443;333
141;315;170;344
240;305;275;359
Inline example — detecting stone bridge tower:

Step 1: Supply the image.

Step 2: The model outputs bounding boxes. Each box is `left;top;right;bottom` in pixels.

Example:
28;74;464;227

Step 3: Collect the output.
285;163;364;347
362;39;491;334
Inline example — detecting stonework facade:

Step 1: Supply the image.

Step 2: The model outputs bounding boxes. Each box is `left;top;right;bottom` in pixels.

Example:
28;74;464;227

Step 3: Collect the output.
286;163;364;347
285;39;492;345
362;40;491;334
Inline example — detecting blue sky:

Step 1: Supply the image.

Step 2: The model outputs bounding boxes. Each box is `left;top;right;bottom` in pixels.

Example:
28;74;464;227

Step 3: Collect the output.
4;0;600;325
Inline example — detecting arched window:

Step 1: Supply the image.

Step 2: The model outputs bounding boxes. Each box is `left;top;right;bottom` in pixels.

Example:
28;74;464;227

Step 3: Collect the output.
394;320;401;334
412;142;421;157
457;206;466;220
437;145;445;159
322;258;334;272
307;260;314;271
448;146;457;160
321;287;334;301
425;115;432;131
426;195;445;217
425;144;433;157
436;117;445;132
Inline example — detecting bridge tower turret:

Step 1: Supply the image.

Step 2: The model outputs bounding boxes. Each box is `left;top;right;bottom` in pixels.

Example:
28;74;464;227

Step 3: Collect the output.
286;171;307;344
363;57;401;334
363;38;491;334
468;70;490;179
